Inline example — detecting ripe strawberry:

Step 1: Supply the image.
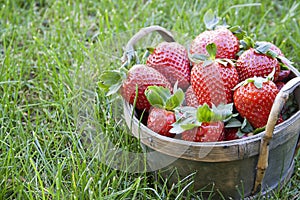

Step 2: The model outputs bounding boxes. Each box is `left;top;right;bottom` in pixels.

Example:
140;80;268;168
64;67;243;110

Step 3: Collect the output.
190;44;239;106
146;42;191;90
181;121;224;142
236;44;281;82
171;103;236;142
233;77;279;129
191;61;239;106
145;85;184;137
185;85;200;107
275;81;285;91
101;64;171;111
277;70;291;81
224;128;239;141
189;27;239;59
277;115;284;124
147;107;176;137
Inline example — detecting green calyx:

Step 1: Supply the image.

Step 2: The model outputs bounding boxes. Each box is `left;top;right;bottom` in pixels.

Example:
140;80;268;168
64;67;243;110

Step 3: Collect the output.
99;67;128;96
254;42;278;58
144;84;184;111
229;25;247;40
233;76;268;90
254;42;293;69
206;43;217;60
189;43;217;66
170;103;237;134
233;67;276;90
239;36;255;51
236;118;265;135
239;40;294;70
204;9;220;30
190;43;235;68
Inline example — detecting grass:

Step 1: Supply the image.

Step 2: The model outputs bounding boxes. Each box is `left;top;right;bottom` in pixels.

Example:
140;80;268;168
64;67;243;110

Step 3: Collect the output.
0;0;299;199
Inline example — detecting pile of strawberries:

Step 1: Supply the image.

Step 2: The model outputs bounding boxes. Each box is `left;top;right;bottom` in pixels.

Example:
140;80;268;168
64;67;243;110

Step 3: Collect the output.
101;11;296;142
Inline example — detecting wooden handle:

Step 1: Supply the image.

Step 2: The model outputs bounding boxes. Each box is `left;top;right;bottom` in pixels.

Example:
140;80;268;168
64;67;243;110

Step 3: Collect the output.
253;77;300;194
121;25;175;65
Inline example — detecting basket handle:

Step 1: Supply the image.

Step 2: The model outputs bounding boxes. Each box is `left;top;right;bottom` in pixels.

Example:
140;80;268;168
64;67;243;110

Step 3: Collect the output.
253;76;300;194
121;25;175;65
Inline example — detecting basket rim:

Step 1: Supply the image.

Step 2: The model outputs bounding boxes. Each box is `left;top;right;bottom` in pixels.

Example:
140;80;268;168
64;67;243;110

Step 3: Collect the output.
124;100;300;147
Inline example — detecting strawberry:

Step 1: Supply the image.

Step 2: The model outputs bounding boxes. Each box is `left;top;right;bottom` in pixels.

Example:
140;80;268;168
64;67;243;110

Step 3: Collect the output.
181;121;224;142
145;85;184;137
233;77;279;129
147;107;176;137
146;42;191;90
277;115;284;124
171;103;236;142
236;42;281;82
275;81;285;91
100;64;171;111
189;27;239;59
185;85;200;107
190;43;239;106
224;128;239;141
277;70;291;81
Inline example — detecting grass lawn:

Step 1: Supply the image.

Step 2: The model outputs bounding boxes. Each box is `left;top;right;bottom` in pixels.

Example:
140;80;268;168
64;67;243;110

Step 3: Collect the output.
0;0;299;199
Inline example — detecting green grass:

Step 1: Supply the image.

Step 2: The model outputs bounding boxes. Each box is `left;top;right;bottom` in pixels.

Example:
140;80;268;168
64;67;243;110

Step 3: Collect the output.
0;0;299;199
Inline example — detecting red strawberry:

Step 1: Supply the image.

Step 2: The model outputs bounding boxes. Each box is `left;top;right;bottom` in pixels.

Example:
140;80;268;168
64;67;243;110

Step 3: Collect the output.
185;85;200;107
233;77;279;129
101;64;171;111
236;47;280;82
224;128;239;141
147;107;176;137
170;103;235;142
145;85;184;137
190;44;239;107
191;61;239;106
189;27;239;59
277;70;291;81
146;42;191;90
181;121;224;142
277;115;284;124
275;81;285;91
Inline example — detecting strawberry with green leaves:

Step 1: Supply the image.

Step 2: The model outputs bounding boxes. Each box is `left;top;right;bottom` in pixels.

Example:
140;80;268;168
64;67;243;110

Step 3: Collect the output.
100;64;171;111
190;28;239;59
233;76;279;129
236;41;293;82
145;85;184;137
170;103;238;142
146;42;191;90
182;121;225;142
190;43;239;107
189;10;240;59
236;42;281;82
